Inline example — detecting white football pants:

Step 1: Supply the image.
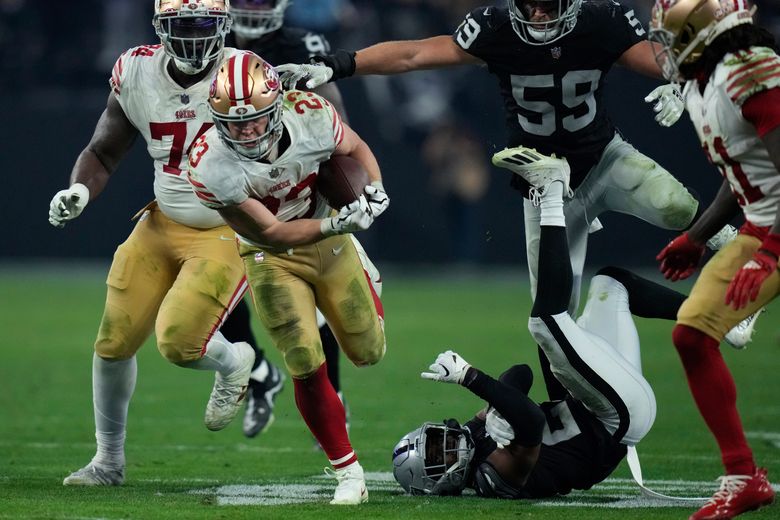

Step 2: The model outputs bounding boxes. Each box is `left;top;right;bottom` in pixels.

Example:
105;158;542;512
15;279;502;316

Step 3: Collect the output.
528;275;657;446
524;132;698;315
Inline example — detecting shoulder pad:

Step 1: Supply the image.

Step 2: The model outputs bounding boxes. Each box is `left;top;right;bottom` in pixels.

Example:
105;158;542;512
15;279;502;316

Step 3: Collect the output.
724;47;780;106
109;45;163;96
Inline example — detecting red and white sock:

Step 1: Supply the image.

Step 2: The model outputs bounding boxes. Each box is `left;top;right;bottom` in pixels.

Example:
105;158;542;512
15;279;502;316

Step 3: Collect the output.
294;363;357;469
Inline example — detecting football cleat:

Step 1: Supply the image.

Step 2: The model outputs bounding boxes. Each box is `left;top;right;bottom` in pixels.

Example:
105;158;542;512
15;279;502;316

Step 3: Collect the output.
63;462;124;486
724;308;765;350
689;467;774;520
204;341;254;431
243;360;285;438
492;146;572;206
327;462;368;505
706;224;738;251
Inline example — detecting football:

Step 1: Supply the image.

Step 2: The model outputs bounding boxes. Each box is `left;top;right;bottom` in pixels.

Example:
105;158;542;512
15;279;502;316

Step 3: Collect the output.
317;155;370;209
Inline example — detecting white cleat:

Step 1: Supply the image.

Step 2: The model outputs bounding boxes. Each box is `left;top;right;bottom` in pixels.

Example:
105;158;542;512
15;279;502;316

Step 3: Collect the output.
492;145;572;205
724;308;765;350
204;341;254;431
706;224;738;250
327;462;368;505
63;462;124;486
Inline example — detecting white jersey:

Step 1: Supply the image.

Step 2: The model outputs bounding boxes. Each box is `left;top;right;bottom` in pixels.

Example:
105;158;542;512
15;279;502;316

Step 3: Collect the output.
187;90;345;247
110;44;240;229
684;46;780;227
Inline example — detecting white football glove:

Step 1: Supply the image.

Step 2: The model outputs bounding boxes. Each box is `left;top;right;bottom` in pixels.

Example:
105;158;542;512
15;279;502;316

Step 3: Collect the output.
420;350;472;385
276;63;333;90
364;182;390;219
485;408;515;449
644;83;684;127
320;194;374;236
48;183;90;228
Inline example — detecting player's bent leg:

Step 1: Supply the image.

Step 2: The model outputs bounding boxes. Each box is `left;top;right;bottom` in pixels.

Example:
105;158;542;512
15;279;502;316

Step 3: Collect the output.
577;274;642;371
678;235;779;341
598;135;698;231
528;313;656;445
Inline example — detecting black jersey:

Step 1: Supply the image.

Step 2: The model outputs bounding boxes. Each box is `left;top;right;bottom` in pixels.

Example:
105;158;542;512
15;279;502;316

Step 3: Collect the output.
465;397;627;499
227;26;331;67
453;2;646;186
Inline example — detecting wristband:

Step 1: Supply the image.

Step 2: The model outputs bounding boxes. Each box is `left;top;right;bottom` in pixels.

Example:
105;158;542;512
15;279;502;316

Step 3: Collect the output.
320;217;337;237
71;183;90;202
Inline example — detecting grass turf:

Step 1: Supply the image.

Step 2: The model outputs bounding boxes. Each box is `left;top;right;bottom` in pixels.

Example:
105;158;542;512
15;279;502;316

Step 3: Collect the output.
1;267;778;519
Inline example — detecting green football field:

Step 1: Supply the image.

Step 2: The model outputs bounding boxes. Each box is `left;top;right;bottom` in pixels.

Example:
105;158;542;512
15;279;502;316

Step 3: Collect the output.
1;266;779;519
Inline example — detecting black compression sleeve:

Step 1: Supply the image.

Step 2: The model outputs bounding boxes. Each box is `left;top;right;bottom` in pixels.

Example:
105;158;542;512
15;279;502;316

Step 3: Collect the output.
595;266;686;320
463;367;545;446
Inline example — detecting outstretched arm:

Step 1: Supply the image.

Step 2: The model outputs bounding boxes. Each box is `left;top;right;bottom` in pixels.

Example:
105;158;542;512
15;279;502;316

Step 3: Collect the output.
422;352;544;487
354;36;482;75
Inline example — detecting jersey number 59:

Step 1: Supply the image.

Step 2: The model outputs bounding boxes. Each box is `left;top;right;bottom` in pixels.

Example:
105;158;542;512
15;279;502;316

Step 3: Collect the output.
511;70;602;136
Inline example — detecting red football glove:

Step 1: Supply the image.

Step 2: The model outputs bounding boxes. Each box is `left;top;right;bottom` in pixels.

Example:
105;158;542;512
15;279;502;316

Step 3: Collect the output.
725;234;780;310
656;232;705;281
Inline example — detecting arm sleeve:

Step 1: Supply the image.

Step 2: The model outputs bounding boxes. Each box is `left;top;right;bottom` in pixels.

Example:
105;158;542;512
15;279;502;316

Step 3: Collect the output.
463;367;545;446
742;87;780;137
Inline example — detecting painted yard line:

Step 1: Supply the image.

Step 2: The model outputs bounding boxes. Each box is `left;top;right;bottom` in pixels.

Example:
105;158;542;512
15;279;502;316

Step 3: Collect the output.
186;473;780;508
0;440;296;453
747;431;780;448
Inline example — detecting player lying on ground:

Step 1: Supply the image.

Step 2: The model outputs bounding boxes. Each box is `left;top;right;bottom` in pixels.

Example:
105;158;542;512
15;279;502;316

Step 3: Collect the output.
392;145;756;499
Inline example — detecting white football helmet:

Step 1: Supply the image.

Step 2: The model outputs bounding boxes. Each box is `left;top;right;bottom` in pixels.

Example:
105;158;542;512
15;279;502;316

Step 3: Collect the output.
209;51;284;160
231;0;290;39
507;0;582;46
392;420;475;496
649;0;756;81
153;0;232;75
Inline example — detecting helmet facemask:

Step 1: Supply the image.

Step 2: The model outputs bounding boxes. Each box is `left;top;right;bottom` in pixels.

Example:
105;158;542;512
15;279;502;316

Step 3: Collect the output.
211;94;284;160
231;0;289;39
507;0;582;46
154;1;232;75
392;420;475;496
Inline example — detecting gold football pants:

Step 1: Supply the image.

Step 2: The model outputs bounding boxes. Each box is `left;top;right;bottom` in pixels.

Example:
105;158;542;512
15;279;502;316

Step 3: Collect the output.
678;234;780;341
239;234;385;378
94;205;247;363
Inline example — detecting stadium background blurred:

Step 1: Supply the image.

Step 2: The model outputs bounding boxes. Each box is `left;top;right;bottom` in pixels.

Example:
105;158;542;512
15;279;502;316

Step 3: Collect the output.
2;0;779;267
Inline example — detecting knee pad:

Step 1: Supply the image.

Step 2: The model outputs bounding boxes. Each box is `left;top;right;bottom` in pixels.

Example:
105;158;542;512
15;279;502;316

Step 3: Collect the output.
94;308;141;360
642;173;698;230
284;345;324;378
349;336;385;367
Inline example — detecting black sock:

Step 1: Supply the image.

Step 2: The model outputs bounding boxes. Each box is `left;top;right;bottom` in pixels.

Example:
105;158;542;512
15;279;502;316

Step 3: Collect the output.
595;266;686;321
320;323;340;393
531;226;572;318
221;298;264;370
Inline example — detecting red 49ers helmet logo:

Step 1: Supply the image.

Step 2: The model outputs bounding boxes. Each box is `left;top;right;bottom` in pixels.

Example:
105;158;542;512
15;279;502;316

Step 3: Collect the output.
263;61;280;92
